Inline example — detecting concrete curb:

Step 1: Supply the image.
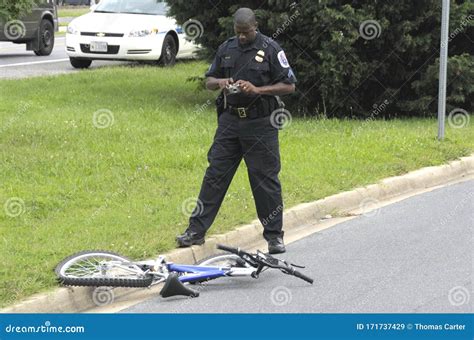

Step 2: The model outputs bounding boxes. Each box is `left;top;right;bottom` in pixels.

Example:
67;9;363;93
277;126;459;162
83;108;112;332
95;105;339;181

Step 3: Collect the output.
2;154;473;313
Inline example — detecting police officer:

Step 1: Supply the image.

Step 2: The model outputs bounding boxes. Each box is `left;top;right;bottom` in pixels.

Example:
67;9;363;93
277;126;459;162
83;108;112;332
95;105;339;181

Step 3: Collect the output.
176;7;296;254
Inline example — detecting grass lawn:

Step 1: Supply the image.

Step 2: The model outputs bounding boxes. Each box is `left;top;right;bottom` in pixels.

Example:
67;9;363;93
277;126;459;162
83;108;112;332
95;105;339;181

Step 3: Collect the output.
0;61;473;307
58;6;90;18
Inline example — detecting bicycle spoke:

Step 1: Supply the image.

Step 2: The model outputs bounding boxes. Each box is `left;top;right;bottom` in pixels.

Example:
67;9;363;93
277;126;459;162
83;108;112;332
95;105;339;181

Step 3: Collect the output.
62;256;145;280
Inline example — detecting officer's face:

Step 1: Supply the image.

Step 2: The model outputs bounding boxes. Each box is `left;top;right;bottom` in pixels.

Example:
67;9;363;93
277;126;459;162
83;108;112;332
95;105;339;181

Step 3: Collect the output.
234;23;257;46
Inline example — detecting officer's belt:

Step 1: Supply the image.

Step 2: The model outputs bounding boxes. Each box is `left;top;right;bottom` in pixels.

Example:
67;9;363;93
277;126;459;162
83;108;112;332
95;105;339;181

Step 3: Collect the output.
226;101;269;119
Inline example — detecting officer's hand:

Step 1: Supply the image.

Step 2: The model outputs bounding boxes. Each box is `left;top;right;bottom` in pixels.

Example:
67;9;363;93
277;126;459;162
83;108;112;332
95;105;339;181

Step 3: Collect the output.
236;80;260;95
218;78;234;90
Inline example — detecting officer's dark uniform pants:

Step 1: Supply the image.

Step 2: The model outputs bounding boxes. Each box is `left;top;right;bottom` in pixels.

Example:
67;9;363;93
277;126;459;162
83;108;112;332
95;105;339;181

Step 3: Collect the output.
188;110;283;241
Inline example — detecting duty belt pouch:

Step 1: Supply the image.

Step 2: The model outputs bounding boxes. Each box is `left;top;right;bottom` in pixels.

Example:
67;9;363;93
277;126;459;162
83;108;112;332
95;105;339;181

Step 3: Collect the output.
215;91;225;118
258;96;280;115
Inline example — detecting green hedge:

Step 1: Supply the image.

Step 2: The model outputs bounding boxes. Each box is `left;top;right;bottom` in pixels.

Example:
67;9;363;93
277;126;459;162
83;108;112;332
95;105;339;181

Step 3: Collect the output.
0;0;42;19
168;0;473;118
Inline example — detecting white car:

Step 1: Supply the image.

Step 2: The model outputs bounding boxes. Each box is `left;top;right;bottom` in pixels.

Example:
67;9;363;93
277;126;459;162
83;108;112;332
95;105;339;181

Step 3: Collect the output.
65;0;198;69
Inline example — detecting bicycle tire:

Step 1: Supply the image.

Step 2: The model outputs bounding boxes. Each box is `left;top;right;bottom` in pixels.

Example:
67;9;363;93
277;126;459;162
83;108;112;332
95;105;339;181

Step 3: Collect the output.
184;253;251;284
55;250;153;288
195;253;250;268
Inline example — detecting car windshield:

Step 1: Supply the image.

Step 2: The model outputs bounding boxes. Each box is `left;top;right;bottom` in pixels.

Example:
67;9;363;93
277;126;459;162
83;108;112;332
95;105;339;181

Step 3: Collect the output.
94;0;169;15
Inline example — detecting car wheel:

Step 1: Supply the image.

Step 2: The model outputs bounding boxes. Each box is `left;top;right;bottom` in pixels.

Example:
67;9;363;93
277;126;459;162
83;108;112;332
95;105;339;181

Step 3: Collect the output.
158;34;177;67
70;57;92;69
34;19;55;56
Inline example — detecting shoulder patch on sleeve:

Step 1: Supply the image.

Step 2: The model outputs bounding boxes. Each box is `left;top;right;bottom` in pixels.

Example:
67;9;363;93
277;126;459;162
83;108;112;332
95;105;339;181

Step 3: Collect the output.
288;68;295;79
277;51;290;68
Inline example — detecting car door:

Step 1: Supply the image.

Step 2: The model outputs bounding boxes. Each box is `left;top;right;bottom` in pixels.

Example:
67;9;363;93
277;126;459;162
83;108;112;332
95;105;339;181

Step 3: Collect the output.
21;5;42;40
0;6;37;41
176;24;198;56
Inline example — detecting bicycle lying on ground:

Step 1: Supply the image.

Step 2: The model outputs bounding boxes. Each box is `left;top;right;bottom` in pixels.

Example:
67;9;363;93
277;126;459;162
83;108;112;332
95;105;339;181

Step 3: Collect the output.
55;244;313;298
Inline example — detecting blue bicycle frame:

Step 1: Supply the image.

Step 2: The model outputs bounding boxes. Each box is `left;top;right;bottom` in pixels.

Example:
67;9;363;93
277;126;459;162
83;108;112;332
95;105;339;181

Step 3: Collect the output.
165;261;255;284
168;264;229;283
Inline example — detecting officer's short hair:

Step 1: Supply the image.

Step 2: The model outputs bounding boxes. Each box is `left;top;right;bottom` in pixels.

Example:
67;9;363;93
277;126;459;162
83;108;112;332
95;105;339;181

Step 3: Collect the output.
233;8;257;26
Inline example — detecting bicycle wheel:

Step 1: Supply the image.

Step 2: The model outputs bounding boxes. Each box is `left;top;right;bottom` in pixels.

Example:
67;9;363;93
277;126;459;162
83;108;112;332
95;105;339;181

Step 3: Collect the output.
55;250;153;288
196;253;251;268
185;253;251;285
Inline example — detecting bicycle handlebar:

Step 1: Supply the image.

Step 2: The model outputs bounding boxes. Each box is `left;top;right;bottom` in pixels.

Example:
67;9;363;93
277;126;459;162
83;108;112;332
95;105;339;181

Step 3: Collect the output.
216;244;313;284
292;270;314;284
216;244;241;255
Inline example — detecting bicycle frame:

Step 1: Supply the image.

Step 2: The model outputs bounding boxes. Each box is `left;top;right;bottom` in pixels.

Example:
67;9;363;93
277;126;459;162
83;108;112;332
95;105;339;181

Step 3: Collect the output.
167;263;255;283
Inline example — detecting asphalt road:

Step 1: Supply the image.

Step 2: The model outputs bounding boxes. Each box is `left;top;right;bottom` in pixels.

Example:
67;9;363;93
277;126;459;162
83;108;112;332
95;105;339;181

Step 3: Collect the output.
0;37;128;79
121;180;473;313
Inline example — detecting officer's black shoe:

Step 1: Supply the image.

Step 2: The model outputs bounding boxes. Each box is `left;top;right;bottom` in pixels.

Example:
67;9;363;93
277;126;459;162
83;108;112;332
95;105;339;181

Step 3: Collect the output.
268;237;286;254
176;231;205;248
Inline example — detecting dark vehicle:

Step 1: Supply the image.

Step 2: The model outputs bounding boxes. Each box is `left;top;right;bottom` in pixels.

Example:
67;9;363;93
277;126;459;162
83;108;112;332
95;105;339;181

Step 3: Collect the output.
0;0;58;56
59;0;91;4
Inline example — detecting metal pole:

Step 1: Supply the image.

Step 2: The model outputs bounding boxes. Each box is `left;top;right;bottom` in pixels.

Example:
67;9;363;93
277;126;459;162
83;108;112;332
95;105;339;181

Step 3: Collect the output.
437;0;450;140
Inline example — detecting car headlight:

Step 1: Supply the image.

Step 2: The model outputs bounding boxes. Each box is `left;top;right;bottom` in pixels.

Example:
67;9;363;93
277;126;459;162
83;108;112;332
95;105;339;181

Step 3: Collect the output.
128;28;159;37
67;25;79;35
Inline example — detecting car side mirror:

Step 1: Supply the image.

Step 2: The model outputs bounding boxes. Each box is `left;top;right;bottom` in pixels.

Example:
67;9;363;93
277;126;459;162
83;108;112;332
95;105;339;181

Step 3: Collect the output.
90;4;98;11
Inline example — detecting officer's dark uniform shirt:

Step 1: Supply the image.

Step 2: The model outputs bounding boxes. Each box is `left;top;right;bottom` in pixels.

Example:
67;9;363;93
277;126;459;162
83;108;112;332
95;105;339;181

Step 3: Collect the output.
205;32;297;107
